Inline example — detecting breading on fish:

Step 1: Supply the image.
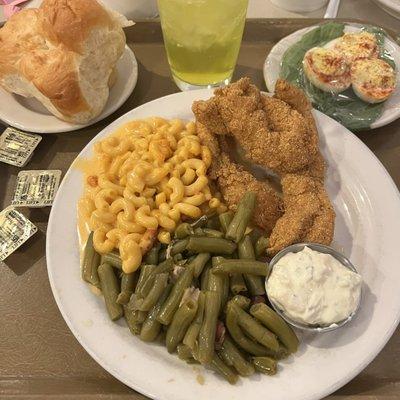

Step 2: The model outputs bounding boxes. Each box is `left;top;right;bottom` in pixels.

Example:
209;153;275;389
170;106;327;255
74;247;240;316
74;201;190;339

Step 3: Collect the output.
192;77;335;255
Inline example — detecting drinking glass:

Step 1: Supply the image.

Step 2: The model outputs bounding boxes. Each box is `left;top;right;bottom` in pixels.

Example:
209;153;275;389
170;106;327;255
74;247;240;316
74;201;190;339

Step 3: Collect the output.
158;0;249;90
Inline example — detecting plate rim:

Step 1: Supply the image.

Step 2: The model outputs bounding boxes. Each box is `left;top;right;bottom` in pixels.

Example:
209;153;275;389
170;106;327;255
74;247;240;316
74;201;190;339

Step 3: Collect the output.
263;22;400;130
46;88;400;400
0;45;138;134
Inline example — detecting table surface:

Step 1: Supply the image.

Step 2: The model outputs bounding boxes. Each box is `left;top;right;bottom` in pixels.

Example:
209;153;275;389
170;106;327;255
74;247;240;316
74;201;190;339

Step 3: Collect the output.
1;19;400;400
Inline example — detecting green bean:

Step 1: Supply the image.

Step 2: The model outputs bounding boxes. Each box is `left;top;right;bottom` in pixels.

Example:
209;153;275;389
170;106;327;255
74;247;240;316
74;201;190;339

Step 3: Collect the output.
202;228;224;238
252;356;277;375
187;253;211;278
230;274;247;295
158;247;167;262
125;297;147;323
140;284;172;342
144;243;161;265
191;215;208;228
82;232;101;287
255;236;269;258
211;257;229;309
98;263;123;321
100;251;122;271
250;303;299;354
219;211;234;234
175;222;194;239
198;290;219;364
186;236;236;255
201;263;211;291
123;305;141;335
225;192;256;243
139;259;173;297
233;304;279;351
231;295;251;310
249;228;263;245
117;272;137;305
135;264;156;298
212;259;269;276
166;298;198;353
238;235;266;296
206;215;221;230
226;303;270;356
194;227;205;236
177;344;197;363
157;265;194;325
138;273;169;311
220;336;255;377
210;353;238;384
183;292;205;350
170;238;189;256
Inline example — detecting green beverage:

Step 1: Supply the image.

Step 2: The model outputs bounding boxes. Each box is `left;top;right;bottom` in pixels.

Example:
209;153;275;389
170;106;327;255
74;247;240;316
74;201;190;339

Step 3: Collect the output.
158;0;249;90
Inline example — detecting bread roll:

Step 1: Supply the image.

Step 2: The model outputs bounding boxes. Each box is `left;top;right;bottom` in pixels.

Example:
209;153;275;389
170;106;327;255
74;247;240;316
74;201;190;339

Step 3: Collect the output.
0;0;133;124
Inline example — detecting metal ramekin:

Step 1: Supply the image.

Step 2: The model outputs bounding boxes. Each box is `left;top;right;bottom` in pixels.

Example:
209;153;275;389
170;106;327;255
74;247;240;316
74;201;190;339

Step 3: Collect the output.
265;242;362;333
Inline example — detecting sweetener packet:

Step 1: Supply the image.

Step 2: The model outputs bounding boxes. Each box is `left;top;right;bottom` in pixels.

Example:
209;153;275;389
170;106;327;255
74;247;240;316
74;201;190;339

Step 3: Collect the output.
0;127;42;167
0;207;37;262
11;170;62;208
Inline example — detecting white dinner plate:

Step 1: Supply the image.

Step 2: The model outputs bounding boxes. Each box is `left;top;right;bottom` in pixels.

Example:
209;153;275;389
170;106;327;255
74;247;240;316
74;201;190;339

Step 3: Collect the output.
373;0;400;19
263;23;400;129
46;89;400;400
0;46;138;133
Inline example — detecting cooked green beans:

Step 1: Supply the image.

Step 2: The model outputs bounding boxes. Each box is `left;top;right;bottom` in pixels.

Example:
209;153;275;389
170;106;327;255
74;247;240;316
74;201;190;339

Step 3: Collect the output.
183;291;205;351
202;228;224;238
100;251;122;271
255;236;269;258
212;259;269;276
166;297;198;353
138;273;169;312
135;264;156;298
230;274;247;295
226;303;270;356
225;192;256;243
175;222;194;239
250;303;299;353
238;235;266;296
144;243;160;265
140;283;172;342
98;263;123;321
231;295;251;310
177;344;196;362
170;238;189;256
252;356;277;375
82;232;101;287
198;290;219;364
219;211;234;234
232;303;279;352
117;272;137;305
186;236;236;255
87;188;299;384
220;336;255;377
188;253;211;278
139;259;173;297
157;265;194;325
210;353;238;384
123;305;141;335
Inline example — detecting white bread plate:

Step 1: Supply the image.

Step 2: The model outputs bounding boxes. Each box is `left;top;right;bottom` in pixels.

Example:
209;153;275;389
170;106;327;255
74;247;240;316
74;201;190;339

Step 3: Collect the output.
264;23;400;129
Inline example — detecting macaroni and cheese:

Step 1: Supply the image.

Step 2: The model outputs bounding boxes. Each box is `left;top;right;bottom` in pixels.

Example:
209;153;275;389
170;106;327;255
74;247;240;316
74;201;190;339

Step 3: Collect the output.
78;117;226;273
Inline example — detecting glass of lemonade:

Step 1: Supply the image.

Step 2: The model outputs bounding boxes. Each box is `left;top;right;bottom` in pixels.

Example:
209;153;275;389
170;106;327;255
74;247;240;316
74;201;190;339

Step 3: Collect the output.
158;0;249;90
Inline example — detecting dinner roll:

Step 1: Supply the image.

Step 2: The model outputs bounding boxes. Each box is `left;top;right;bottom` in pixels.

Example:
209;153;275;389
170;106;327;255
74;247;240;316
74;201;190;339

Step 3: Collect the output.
0;0;133;124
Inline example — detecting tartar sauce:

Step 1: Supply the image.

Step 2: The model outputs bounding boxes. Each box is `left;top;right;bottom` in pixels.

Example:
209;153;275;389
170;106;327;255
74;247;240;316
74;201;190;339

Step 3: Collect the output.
267;246;362;326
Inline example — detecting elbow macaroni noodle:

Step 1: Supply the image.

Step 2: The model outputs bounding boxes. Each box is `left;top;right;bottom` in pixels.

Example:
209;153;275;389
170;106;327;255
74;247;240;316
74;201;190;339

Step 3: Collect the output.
78;117;224;274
